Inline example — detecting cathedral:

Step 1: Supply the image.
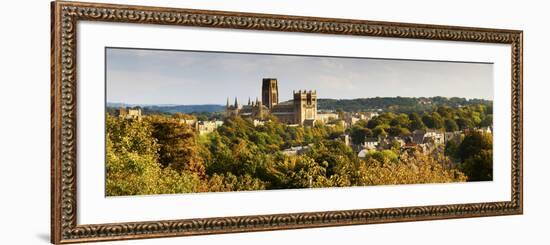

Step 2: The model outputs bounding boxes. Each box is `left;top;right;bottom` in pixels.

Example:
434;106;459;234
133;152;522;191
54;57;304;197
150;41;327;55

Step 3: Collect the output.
226;78;318;126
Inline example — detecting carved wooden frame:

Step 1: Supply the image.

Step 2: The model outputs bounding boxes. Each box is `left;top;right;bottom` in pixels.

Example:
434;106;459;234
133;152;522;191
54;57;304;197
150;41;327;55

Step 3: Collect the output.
51;0;523;243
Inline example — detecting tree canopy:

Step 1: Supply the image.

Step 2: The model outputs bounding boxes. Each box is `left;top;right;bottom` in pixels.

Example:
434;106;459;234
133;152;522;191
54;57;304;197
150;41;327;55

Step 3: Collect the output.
105;103;485;195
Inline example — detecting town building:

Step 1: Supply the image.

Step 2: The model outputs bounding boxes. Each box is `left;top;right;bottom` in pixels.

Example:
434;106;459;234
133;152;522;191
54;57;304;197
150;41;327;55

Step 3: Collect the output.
282;145;311;156
180;119;223;135
196;121;224;135
363;112;379;120
478;126;493;134
253;119;266;127
316;112;339;124
343;114;360;127
339;134;351;146
179;119;196;125
357;149;370;158
361;137;379;150
412;129;444;145
424;129;445;144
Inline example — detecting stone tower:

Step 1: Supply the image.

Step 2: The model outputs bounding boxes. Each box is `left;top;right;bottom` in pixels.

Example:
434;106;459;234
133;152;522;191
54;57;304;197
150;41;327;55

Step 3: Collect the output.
225;97;240;117
293;90;317;125
262;78;279;109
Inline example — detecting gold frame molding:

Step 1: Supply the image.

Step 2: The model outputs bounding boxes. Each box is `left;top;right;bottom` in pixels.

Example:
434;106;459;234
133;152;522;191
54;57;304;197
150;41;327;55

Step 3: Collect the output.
51;1;523;244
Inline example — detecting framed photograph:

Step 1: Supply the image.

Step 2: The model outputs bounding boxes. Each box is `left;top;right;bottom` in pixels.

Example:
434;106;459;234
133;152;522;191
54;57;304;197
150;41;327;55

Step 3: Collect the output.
51;1;523;243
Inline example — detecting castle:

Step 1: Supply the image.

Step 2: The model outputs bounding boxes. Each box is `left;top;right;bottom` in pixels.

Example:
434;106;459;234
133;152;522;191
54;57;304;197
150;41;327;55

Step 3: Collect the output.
226;78;318;126
117;107;142;120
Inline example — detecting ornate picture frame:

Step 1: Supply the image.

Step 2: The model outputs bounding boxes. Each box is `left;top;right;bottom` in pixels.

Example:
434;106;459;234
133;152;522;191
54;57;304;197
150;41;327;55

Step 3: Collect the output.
51;1;523;243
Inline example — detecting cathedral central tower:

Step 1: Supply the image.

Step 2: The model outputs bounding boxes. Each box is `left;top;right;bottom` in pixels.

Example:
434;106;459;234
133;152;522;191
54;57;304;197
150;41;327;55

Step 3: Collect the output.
262;78;279;109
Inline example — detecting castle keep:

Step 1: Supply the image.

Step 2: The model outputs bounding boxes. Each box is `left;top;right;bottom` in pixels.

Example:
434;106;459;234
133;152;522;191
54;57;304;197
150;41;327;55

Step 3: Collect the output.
226;78;318;126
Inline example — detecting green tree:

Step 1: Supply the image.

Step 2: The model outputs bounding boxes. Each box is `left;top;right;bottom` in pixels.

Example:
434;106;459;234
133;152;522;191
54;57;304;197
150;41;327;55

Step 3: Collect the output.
457;131;493;181
388;126;410;137
456;118;474;130
373;126;388;138
105;114;202;196
460;150;493;181
409;113;426;131
444;118;459;132
150;116;206;177
480;115;493;127
421;113;444;129
350;125;373;145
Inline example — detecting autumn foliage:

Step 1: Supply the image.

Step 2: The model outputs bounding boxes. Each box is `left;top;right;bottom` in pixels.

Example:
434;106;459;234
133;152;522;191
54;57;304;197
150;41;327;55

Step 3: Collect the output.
105;111;480;196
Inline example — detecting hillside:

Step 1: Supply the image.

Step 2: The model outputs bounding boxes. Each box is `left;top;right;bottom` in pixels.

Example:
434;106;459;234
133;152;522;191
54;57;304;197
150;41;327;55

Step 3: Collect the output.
108;97;492;115
317;96;491;113
107;103;225;114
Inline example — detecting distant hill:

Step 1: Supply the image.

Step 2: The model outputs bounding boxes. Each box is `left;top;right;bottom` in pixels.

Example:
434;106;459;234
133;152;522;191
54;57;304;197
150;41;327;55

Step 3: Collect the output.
146;104;225;114
317;97;492;113
107;103;225;114
108;97;492;115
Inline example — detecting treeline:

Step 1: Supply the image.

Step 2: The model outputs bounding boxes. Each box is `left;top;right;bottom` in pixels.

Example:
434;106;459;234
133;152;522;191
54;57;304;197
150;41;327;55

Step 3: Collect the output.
318;96;492;113
350;104;492;143
106;112;471;196
106;106;224;121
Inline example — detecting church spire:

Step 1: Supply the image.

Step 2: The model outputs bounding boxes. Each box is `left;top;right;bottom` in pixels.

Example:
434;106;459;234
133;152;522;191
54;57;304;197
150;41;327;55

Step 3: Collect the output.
248;97;251;105
234;97;238;108
226;97;229;108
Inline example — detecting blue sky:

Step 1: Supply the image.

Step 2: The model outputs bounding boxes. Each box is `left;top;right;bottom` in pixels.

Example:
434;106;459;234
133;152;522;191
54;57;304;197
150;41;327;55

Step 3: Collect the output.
106;48;493;105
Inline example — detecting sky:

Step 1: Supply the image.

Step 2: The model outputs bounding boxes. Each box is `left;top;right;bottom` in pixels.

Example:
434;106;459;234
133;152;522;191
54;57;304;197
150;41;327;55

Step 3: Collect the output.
106;48;493;105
